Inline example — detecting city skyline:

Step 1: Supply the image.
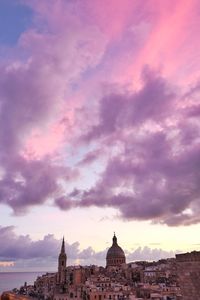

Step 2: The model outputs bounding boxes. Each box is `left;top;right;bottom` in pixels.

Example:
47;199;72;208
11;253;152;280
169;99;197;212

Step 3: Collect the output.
1;0;200;272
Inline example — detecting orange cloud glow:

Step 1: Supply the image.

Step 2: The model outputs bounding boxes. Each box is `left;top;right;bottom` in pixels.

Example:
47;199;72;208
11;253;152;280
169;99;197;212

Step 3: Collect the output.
0;261;14;267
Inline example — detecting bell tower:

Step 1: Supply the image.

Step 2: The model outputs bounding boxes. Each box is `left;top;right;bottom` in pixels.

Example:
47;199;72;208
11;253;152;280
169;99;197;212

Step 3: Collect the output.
58;237;67;284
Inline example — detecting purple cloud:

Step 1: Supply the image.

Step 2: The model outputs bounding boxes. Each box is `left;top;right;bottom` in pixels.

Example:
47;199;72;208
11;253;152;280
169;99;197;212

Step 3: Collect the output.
56;70;200;226
0;226;175;271
83;68;174;141
127;246;176;262
0;157;78;214
0;0;200;228
0;0;106;214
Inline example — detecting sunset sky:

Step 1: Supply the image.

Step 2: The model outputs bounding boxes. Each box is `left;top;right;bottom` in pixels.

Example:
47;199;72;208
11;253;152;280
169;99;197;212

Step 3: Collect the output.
0;0;200;272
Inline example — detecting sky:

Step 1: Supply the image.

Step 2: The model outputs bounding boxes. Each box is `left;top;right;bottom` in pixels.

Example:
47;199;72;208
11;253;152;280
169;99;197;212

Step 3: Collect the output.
0;0;200;272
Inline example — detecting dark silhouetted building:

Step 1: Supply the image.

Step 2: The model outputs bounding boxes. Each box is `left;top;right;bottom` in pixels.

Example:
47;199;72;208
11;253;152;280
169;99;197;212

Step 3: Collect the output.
106;233;126;267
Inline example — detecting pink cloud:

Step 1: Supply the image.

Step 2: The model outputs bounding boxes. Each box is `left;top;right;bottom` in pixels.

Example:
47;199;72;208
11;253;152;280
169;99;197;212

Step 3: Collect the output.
136;0;196;75
95;0;200;89
0;0;107;212
56;68;200;226
24;0;137;40
22;121;66;160
0;0;200;226
84;0;137;40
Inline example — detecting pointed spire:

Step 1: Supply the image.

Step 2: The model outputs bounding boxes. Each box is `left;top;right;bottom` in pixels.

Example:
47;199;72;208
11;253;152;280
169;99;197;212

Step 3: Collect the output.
112;232;117;245
61;236;65;254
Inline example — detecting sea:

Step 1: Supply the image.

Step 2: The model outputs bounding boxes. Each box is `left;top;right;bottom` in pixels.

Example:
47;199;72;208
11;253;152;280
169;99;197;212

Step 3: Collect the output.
0;272;45;295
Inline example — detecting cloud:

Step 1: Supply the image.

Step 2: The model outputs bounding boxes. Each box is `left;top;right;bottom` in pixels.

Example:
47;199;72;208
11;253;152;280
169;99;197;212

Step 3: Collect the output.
77;148;105;166
0;226;174;271
0;0;107;214
0;0;200;227
0;226;58;260
127;246;176;262
0;158;78;214
83;68;174;141
57;69;200;226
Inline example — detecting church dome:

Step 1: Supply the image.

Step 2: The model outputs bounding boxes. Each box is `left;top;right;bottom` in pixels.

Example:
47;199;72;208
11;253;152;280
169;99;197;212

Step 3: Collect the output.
106;234;126;267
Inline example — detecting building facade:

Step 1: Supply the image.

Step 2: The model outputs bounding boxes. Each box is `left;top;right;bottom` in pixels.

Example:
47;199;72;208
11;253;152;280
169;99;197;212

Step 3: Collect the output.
32;235;183;300
176;251;200;299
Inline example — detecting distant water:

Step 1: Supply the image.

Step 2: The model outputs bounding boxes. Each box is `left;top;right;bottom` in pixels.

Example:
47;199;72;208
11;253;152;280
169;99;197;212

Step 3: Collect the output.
0;272;44;295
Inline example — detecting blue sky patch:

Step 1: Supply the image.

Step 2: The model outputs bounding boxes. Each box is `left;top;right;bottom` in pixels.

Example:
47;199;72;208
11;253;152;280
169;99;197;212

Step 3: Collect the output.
0;0;33;45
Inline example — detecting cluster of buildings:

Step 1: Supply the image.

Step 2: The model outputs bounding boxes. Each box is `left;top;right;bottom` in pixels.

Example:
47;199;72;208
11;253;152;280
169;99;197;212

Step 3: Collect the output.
21;234;200;300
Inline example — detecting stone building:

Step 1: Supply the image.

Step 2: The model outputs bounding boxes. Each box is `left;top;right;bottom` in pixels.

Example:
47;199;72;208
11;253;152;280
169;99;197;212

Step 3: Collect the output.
176;251;200;299
83;274;135;300
34;272;57;298
32;235;182;300
106;234;126;268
